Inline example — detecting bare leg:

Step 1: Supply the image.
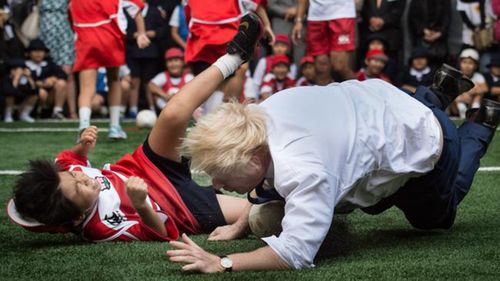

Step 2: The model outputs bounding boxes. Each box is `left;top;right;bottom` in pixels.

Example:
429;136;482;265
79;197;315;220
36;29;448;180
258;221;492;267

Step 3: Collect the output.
62;64;77;119
216;195;248;224
330;50;355;81
130;76;141;109
314;55;333;86
53;79;67;109
78;69;97;129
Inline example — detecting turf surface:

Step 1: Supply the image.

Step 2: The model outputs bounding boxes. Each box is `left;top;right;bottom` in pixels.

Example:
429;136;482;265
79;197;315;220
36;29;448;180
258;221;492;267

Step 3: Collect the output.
0;121;499;280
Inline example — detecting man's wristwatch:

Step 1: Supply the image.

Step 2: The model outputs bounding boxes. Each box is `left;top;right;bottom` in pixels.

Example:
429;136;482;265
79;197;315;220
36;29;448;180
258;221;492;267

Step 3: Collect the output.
219;256;233;272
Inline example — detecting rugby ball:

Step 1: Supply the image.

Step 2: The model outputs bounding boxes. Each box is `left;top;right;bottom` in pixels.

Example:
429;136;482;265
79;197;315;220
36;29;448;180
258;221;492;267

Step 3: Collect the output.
136;109;157;128
248;200;285;238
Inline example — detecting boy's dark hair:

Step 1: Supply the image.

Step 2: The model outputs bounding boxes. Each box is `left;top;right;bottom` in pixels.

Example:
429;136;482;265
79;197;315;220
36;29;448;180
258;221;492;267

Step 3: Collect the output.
13;160;82;226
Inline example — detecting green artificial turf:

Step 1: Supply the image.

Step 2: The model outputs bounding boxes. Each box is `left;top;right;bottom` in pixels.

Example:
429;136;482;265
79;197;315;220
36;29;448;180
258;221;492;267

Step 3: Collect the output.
0;121;499;280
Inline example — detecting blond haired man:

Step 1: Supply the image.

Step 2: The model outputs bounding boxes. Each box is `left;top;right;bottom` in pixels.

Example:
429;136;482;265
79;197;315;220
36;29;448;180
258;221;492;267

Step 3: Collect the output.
165;15;500;273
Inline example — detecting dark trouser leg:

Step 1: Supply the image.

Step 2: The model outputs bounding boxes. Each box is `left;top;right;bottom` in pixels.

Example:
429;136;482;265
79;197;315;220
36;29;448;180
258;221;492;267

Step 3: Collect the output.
451;121;494;205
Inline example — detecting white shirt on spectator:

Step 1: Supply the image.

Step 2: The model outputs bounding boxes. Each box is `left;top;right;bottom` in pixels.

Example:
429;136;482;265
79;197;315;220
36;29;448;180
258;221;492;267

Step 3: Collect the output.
258;79;442;269
307;0;356;21
471;72;486;84
169;6;180;27
457;0;495;45
151;72;194;89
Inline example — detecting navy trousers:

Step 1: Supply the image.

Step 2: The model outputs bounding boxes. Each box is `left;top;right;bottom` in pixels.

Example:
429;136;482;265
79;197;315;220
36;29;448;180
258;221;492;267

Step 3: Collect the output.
363;86;495;229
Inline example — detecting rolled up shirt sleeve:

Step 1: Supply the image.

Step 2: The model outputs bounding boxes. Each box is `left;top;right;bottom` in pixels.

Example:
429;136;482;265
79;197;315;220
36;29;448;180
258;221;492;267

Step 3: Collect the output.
262;167;338;269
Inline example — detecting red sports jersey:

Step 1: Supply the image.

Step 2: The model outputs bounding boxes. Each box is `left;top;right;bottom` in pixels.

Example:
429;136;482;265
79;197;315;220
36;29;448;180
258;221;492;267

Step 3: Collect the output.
53;146;199;242
356;69;391;83
161;72;191;96
69;0;144;71
184;0;265;64
260;73;295;96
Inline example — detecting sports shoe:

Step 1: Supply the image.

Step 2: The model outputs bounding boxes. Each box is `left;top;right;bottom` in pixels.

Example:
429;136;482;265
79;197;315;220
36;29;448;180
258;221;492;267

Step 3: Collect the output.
466;98;500;129
4;115;13;123
430;64;474;110
19;114;35;123
52;111;66;120
226;12;263;61
108;125;127;140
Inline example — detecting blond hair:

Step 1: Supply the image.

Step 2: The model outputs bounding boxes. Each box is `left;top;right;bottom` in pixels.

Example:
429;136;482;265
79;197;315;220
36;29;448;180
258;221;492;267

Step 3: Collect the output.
181;102;268;178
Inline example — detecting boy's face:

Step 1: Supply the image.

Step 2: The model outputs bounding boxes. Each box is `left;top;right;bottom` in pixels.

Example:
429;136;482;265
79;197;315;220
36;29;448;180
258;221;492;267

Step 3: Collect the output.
368;39;385;51
29;50;46;63
58;171;100;215
302;63;316;81
365;58;386;75
272;63;289;80
490;66;500;76
272;42;288;55
412;57;428;71
166;57;184;76
460;58;477;77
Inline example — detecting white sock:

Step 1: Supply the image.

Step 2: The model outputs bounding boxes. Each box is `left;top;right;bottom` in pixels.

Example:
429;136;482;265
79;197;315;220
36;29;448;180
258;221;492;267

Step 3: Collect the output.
149;104;156;112
471;101;481;109
4;107;13;119
212;54;244;79
20;106;33;117
79;107;92;129
457;102;468;119
53;106;63;113
129;106;138;114
109;106;121;128
119;105;127;114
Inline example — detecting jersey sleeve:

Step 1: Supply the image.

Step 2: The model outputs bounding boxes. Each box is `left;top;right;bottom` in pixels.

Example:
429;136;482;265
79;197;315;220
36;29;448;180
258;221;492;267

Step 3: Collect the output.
123;0;145;18
261;164;338;269
55;150;90;170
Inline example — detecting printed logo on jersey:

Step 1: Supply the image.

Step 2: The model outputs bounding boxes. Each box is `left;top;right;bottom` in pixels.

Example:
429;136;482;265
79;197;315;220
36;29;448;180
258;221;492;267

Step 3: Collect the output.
96;176;112;191
103;210;126;226
338;34;350;45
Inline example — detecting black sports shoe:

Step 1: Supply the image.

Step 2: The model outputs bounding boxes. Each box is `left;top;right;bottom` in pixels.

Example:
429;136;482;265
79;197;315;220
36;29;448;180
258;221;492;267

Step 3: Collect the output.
466;98;500;129
430;64;475;110
226;12;263;62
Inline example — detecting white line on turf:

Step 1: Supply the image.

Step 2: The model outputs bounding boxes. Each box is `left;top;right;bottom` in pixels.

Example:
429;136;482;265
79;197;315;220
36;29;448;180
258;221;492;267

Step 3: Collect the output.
1;167;500;176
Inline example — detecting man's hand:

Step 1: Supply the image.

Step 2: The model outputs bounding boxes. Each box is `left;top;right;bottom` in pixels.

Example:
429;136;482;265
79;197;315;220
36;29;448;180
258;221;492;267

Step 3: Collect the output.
136;33;151;49
167;233;224;273
79;125;98;151
125;176;149;208
208;223;247;240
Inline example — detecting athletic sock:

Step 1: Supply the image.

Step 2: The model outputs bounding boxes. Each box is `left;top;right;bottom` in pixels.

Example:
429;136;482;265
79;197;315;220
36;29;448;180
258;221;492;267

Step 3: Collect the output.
20;106;34;117
53;106;63;114
109;106;121;128
213;54;244;79
4;106;13;119
129;106;138;115
79;106;91;129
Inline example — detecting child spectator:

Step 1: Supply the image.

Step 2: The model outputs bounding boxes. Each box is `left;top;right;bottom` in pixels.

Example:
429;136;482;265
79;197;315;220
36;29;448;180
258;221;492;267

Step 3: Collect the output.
69;0;150;139
356;49;391;83
91;66;132;117
401;46;434;93
483;53;500;102
125;0;165;118
454;48;488;118
25;39;67;119
253;34;297;90
148;48;194;110
1;59;37;122
169;3;188;49
295;56;316;87
260;55;296;101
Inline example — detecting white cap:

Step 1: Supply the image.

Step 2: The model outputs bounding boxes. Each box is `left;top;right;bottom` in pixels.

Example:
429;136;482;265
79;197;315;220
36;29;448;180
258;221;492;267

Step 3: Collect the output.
460;48;480;62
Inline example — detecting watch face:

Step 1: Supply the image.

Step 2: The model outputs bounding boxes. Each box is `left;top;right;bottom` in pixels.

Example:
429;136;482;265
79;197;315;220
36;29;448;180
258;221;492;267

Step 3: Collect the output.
220;257;233;268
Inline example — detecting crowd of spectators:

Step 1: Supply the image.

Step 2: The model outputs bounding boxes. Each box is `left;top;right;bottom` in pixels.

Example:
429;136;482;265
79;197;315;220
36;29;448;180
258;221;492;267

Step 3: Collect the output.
1;0;499;124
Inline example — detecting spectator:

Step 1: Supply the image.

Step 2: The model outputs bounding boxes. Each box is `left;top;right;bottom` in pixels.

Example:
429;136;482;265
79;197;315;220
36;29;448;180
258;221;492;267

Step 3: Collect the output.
358;32;397;82
292;0;357;80
408;0;451;67
1;58;37;122
359;0;406;74
356;49;391;83
69;0;150;139
454;48;488;118
253;34;297;90
125;0;166;118
0;2;25;78
483;53;500;101
295;56;316;86
148;48;195;111
457;0;495;48
39;0;77;119
260;55;296;101
25;39;67;119
401;46;434;93
169;3;188;49
267;0;305;66
493;0;500;41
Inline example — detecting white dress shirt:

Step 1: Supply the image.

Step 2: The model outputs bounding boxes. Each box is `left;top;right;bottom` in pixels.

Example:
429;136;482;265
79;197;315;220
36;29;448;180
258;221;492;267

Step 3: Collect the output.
258;79;442;269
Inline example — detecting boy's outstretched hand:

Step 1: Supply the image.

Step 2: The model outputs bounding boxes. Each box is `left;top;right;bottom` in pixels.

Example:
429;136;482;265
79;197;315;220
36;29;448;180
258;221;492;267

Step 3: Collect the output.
79;125;98;152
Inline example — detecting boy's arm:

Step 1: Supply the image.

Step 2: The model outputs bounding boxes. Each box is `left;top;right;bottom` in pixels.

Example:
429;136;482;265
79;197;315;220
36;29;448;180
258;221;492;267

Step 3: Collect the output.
126;176;167;236
72;126;98;157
